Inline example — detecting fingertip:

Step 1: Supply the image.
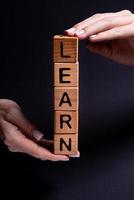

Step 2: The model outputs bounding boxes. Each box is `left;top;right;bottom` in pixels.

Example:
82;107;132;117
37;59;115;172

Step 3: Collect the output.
61;158;70;161
69;151;80;158
90;34;97;39
57;156;70;161
52;155;70;161
65;27;76;35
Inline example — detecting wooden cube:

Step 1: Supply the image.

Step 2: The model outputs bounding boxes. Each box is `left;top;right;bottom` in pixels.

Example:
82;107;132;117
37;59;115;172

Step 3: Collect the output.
54;111;78;133
54;62;79;87
54;87;78;111
54;134;78;155
53;35;78;63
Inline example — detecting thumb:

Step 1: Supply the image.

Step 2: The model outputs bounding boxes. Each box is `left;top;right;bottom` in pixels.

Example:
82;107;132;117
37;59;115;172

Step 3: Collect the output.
5;107;44;142
87;41;113;59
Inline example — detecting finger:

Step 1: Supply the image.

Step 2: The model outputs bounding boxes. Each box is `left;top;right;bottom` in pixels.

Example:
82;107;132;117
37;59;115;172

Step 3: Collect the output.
69;151;80;158
1;120;69;161
5;107;44;142
38;138;54;146
89;23;134;42
65;10;132;35
38;138;54;152
0;99;20;111
75;15;133;40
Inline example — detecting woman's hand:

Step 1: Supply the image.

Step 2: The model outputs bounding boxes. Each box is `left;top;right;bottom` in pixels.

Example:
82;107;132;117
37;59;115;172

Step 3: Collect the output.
65;10;134;66
0;99;69;161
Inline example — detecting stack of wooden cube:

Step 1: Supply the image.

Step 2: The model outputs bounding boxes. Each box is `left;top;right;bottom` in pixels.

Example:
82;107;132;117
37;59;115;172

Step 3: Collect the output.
53;35;79;156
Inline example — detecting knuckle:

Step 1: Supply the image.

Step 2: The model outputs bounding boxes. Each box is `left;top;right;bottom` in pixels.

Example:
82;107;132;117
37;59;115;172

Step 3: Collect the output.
29;146;40;158
33;152;40;159
8;146;18;152
7;106;19;114
93;13;102;18
48;155;58;161
104;17;113;23
74;22;82;29
83;26;88;32
46;155;53;161
6;108;14;118
39;153;56;161
5;109;15;121
5;107;19;121
0;99;19;108
122;9;132;15
4;137;12;146
8;100;18;107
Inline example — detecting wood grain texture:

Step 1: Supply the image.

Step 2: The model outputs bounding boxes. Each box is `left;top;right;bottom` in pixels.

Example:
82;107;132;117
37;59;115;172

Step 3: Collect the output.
54;62;79;87
53;35;78;63
54;134;78;155
54;87;78;111
54;111;78;133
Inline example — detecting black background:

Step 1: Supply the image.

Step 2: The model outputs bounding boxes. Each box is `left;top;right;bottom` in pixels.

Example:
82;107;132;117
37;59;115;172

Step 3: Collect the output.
1;0;134;200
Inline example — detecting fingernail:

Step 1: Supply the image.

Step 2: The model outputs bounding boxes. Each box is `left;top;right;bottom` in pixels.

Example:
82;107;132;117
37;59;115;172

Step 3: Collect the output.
62;158;69;161
90;34;97;38
65;27;76;33
70;154;80;158
32;130;44;141
75;29;85;36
